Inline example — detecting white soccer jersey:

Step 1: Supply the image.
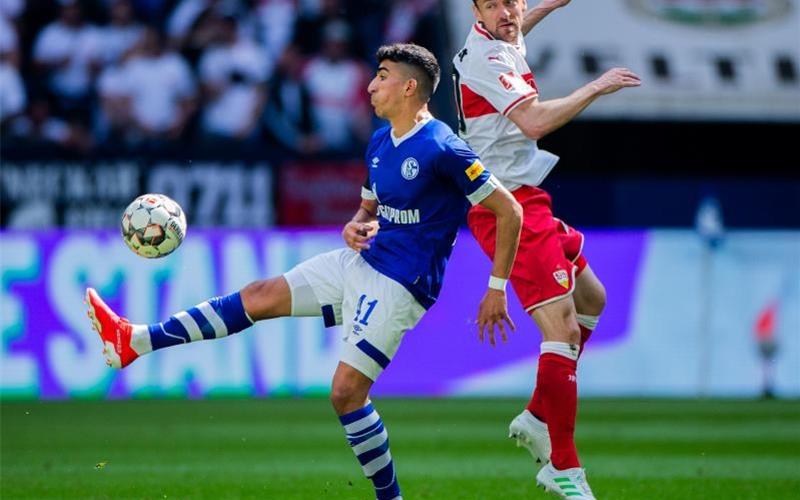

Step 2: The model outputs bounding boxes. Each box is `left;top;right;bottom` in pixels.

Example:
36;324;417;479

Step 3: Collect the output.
453;23;559;190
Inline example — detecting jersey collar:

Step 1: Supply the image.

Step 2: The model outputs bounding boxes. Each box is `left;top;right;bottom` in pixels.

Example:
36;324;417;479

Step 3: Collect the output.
391;116;432;147
473;22;494;40
473;22;522;50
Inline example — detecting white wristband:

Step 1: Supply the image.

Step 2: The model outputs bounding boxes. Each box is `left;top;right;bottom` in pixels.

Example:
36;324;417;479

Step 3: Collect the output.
488;276;508;291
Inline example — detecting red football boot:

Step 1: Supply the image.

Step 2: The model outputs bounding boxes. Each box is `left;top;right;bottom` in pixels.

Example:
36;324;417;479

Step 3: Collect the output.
85;288;139;368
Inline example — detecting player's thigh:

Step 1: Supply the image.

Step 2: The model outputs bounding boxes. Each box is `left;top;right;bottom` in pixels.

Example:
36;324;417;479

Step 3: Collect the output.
572;264;607;316
531;294;581;344
339;257;426;382
512;213;579;312
283;247;355;324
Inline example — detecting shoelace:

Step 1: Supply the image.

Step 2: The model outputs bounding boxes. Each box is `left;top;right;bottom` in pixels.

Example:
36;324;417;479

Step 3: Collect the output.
573;470;594;495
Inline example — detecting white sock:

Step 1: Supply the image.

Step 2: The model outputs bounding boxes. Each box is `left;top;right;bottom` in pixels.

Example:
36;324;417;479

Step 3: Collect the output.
130;325;153;355
541;341;579;361
576;314;599;330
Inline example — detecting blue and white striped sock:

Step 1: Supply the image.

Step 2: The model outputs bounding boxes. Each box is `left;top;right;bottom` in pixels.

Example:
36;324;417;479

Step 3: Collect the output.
137;292;254;353
339;402;401;500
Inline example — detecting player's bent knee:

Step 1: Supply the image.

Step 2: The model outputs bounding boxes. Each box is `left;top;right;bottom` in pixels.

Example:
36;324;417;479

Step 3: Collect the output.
538;322;581;344
566;322;581;345
591;282;607;314
533;299;582;344
548;316;581;345
330;381;368;414
330;363;372;414
240;277;291;321
565;306;582;343
329;383;351;409
575;272;607;316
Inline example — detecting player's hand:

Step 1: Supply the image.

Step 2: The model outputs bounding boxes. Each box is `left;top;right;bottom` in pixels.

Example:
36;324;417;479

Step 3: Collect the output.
342;220;378;252
476;289;516;347
363;220;379;239
592;68;642;95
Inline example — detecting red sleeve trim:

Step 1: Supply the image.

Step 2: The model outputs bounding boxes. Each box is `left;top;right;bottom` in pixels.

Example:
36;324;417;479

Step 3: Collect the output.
502;91;537;116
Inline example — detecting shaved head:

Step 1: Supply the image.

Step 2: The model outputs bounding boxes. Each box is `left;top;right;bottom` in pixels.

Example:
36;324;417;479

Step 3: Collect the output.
375;44;440;102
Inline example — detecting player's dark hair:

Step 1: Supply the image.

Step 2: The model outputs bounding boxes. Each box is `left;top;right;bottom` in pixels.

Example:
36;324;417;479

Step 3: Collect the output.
376;43;441;102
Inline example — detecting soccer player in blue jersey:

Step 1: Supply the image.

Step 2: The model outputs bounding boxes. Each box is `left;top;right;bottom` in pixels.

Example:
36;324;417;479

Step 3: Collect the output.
85;43;522;500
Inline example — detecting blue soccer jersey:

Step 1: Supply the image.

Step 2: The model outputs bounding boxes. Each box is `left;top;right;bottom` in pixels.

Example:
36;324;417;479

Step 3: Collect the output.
360;118;498;309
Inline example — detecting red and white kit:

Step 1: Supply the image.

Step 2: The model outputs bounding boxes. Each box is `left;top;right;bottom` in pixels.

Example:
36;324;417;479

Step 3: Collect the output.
453;23;586;311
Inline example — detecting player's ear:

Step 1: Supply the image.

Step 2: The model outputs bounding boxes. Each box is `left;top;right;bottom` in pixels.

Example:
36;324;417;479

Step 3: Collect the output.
405;78;418;97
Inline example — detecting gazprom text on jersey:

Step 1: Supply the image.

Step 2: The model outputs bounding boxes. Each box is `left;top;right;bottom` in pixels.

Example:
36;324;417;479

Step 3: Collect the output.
378;205;421;224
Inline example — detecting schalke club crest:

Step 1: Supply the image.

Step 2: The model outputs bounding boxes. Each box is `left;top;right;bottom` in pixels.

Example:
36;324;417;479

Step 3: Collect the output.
401;157;419;180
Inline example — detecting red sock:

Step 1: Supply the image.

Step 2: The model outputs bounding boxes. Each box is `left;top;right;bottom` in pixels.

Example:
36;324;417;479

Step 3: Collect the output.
526;385;545;421
537;352;580;470
578;325;593;358
526;330;589;419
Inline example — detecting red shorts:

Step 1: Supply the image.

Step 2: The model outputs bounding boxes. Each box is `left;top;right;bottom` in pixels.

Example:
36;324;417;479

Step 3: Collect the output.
468;186;586;312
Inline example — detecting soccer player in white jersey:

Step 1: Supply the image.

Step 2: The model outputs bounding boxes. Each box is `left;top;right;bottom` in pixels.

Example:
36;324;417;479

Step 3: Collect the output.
85;43;522;500
453;1;641;498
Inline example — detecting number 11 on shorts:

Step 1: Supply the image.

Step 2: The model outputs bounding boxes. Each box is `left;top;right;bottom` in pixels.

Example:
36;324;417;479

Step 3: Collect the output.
354;294;378;325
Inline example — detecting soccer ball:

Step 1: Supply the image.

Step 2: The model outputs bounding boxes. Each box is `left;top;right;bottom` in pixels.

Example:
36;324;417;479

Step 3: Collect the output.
121;194;187;258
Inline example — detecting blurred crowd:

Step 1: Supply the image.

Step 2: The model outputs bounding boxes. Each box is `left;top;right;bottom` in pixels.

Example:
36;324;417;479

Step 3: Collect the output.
0;0;446;157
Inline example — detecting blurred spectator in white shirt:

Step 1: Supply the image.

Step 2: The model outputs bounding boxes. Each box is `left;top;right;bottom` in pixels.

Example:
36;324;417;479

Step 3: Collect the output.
384;0;438;43
0;9;20;67
254;0;295;62
167;0;217;45
302;20;370;153
33;0;102;115
95;52;131;145
98;0;144;65
198;14;270;141
107;27;197;144
0;0;24;19
0;61;25;125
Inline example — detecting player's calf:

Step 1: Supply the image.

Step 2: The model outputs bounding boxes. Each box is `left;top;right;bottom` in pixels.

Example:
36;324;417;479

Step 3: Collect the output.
339;402;402;500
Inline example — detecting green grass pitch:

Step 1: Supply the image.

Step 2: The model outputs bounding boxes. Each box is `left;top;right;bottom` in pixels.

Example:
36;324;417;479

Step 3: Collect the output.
2;398;798;499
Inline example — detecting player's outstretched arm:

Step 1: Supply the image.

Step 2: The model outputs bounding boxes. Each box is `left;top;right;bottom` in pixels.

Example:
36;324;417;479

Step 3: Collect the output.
342;199;379;252
475;186;522;347
508;67;641;140
522;0;571;35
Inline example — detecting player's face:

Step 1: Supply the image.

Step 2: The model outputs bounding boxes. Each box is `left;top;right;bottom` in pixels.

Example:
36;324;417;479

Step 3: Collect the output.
367;61;411;119
473;0;527;43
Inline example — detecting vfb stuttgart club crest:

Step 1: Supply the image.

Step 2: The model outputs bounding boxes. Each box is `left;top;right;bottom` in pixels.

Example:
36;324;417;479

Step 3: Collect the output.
401;157;419;180
553;269;570;289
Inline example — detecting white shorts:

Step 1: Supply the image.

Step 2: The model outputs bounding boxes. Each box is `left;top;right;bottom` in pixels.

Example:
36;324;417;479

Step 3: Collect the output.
283;247;426;381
